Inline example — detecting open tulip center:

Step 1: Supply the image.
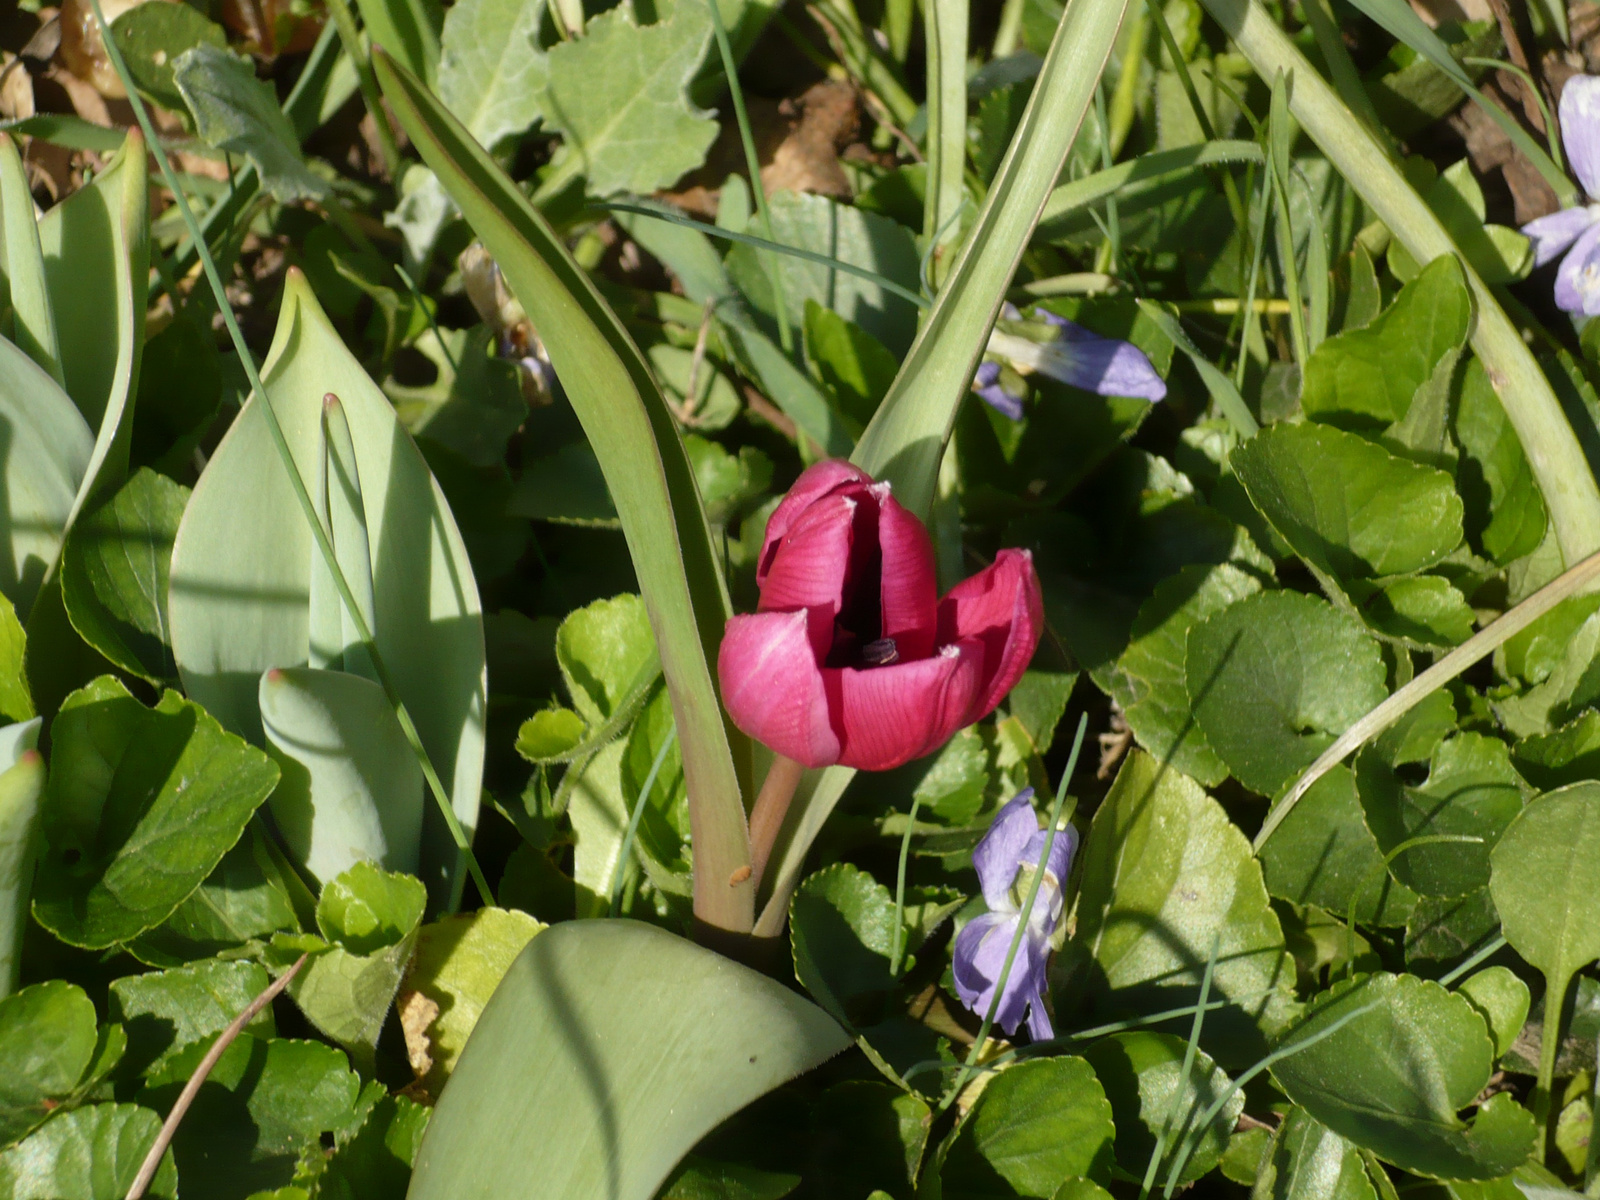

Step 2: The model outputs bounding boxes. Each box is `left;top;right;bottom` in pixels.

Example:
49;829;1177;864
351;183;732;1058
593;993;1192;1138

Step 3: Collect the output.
825;503;899;669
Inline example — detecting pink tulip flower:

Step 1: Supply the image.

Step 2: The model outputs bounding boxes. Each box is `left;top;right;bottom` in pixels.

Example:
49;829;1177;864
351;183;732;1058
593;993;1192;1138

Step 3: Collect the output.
718;461;1043;772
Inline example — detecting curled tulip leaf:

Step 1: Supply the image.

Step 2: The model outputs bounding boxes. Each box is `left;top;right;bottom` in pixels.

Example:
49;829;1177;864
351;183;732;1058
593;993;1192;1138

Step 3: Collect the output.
35;127;148;516
169;270;486;908
0;135;59;387
259;666;425;886
0;336;92;620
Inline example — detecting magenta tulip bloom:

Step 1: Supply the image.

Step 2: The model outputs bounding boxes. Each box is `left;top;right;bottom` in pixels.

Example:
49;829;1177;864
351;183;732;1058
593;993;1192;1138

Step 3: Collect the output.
952;790;1077;1040
718;461;1043;771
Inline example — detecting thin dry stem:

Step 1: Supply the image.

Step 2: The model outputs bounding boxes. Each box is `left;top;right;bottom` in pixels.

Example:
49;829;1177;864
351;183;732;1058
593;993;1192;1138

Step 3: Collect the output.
125;954;310;1200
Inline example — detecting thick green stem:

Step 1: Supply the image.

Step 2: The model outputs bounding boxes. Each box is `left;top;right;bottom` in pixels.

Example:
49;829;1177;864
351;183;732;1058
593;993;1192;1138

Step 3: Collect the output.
1199;0;1600;568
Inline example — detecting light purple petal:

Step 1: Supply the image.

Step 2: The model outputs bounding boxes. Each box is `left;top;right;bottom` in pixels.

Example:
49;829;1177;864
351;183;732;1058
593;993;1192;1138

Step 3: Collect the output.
1039;319;1168;402
952;911;1012;1010
971;790;1038;909
1026;991;1055;1041
1523;207;1597;268
1555;221;1600;315
952;911;1050;1037
1022;822;1079;926
1562;75;1600;201
973;362;1025;420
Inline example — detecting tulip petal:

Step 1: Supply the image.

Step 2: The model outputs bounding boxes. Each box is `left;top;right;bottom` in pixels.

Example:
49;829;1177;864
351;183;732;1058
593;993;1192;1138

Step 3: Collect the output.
758;492;858;657
1523;206;1596;268
937;549;1044;720
827;643;983;771
972;791;1039;910
718;610;841;768
1562;75;1600;202
875;485;939;661
1556;221;1600;316
757;460;871;585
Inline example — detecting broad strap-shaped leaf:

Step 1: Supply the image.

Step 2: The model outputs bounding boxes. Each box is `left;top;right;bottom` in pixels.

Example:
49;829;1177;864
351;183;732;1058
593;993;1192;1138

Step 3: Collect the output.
851;0;1132;515
357;0;442;83
259;667;425;886
0;134;60;386
0;337;93;622
406;920;849;1199
168;270;486;909
35;128;147;515
375;49;753;932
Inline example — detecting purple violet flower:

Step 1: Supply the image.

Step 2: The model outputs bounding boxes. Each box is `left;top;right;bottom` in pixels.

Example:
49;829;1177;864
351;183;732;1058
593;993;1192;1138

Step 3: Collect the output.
1522;75;1600;315
973;361;1025;419
951;789;1078;1040
975;305;1168;418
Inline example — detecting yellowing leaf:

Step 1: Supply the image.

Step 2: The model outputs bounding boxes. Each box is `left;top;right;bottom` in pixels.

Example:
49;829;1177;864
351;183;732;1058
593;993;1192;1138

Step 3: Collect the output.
399;907;543;1093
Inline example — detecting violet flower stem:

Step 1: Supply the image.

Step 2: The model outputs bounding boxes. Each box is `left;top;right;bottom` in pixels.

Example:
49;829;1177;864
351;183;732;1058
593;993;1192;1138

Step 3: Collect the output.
748;755;805;894
941;715;1088;1112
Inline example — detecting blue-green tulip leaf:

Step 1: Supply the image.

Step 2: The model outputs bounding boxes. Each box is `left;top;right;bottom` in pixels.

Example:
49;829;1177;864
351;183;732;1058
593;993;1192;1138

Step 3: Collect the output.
168;270;486;909
406;920;848;1199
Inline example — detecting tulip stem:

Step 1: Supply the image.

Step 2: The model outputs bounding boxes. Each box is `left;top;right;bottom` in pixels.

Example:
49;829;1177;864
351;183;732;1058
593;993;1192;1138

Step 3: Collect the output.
747;755;806;894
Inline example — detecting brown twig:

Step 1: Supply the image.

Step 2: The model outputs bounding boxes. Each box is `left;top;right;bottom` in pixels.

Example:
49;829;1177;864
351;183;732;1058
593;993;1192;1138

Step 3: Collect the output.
125;954;310;1200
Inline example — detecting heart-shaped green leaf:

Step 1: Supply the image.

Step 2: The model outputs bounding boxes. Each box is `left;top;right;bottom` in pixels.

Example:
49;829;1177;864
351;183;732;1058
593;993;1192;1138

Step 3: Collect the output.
1075;750;1300;1066
31;676;280;949
1187;591;1387;798
1267;973;1536;1179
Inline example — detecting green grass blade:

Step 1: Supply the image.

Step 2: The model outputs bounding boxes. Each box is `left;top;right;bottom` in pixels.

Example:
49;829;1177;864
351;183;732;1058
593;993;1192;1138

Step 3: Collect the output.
374;50;757;934
1201;0;1600;568
1035;141;1263;238
602;200;928;307
852;0;1134;516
